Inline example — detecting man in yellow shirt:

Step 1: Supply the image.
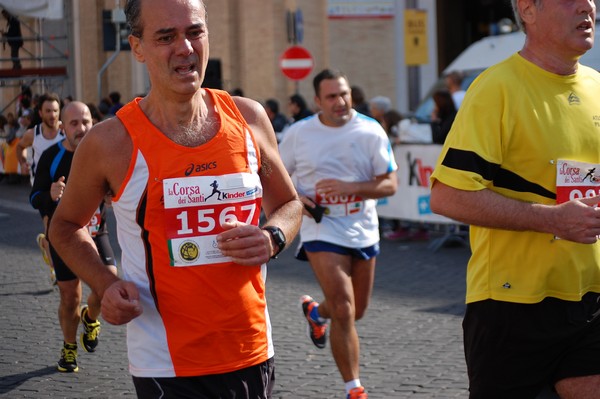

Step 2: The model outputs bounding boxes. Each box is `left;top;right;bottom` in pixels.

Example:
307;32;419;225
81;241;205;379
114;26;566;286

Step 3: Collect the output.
430;0;600;397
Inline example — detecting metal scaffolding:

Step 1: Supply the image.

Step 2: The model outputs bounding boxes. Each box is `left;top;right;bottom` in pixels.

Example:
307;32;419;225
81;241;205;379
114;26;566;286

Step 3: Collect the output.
0;9;69;113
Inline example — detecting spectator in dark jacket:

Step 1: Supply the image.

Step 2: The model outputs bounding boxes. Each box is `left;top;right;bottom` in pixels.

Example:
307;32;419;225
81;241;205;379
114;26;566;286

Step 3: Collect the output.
108;91;124;115
2;9;23;69
264;98;289;133
430;89;457;144
288;94;313;123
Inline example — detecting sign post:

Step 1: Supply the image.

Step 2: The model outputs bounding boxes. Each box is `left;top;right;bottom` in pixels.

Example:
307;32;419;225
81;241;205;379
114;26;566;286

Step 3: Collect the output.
279;45;314;81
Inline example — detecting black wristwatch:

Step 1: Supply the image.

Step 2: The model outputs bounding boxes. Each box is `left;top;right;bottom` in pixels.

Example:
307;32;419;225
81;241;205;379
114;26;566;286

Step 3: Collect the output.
262;226;286;259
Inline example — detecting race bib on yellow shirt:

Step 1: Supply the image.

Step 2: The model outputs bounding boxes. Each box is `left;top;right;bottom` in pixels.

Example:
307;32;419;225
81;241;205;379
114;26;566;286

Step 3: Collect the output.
163;173;262;267
556;159;600;204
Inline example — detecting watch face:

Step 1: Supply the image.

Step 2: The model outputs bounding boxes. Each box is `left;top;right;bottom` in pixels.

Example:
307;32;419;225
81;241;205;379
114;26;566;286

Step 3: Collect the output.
271;227;285;245
273;228;285;244
265;226;286;256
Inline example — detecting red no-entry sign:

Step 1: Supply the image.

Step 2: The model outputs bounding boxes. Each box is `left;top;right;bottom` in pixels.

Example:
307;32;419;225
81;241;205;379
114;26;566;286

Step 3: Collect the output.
279;45;314;81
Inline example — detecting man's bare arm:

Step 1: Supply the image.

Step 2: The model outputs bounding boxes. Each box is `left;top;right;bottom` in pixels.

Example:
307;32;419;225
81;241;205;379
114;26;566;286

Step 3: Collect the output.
217;97;302;264
49;122;120;295
315;171;398;200
49;118;141;324
430;180;600;244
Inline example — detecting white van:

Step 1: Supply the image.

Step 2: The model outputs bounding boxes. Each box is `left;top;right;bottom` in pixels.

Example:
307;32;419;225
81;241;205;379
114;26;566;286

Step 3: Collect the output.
400;25;600;142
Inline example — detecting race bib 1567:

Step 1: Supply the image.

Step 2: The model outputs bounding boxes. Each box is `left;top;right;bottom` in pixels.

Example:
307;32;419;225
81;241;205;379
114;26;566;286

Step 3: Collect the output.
163;173;262;267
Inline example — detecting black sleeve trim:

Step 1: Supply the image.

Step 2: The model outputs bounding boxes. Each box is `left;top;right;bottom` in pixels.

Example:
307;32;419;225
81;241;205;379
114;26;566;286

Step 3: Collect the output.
441;148;555;200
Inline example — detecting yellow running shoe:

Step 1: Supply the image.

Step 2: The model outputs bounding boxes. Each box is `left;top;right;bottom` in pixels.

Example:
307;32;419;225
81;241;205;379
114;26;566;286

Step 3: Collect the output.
80;305;101;352
36;233;50;264
57;342;78;372
36;233;56;286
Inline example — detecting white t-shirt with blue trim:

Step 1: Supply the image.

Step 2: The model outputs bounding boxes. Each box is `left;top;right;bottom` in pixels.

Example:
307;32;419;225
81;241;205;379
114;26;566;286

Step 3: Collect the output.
279;110;397;248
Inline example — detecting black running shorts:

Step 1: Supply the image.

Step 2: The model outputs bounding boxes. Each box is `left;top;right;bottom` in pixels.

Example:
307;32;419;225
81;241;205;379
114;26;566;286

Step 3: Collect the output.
50;232;116;282
463;292;600;399
132;357;275;399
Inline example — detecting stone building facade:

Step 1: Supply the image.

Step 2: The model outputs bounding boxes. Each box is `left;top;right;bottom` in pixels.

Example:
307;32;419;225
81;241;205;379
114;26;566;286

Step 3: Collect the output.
1;0;399;116
5;0;578;117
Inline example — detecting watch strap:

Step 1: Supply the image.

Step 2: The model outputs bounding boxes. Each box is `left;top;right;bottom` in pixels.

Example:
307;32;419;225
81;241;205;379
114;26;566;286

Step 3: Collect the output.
262;226;286;259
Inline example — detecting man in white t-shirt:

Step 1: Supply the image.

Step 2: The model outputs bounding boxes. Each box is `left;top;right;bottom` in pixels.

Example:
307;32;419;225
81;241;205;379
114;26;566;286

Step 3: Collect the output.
279;69;398;399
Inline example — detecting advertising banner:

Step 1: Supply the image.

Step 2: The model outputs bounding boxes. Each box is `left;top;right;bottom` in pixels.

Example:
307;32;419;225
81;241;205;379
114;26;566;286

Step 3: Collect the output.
377;144;457;224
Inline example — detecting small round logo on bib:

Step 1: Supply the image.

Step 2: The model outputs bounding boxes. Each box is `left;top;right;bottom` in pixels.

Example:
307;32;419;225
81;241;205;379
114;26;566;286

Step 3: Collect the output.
179;241;200;262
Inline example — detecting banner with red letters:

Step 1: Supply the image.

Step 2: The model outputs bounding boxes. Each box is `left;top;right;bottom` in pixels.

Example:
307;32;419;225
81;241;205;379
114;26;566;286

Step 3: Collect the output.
377;144;456;224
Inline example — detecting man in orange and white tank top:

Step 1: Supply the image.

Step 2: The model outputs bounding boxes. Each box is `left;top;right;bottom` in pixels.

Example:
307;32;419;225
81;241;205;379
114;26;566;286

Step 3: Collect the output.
49;0;302;398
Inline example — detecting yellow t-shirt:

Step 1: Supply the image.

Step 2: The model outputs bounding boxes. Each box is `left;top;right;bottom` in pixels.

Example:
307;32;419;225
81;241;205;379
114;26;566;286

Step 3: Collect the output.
431;53;600;304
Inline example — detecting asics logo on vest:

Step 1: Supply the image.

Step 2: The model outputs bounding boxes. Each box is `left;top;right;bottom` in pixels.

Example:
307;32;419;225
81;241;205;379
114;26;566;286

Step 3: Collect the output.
184;162;218;176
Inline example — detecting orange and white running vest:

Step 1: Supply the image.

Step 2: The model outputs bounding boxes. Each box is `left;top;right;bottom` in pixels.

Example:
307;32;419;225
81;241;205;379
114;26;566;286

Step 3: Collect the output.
113;90;271;377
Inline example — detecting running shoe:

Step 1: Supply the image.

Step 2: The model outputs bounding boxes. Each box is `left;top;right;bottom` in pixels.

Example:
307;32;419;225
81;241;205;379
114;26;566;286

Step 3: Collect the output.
300;295;328;349
36;233;50;264
36;233;56;286
57;343;78;372
347;386;368;399
80;305;101;353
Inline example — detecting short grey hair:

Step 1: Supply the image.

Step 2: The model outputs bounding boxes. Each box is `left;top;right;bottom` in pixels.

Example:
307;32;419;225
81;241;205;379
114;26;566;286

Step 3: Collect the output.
369;96;392;113
125;0;207;38
511;0;542;33
124;0;143;37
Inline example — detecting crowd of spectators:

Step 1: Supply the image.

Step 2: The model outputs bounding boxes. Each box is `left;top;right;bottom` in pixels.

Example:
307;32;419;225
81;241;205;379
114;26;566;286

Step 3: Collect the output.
0;86;126;184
